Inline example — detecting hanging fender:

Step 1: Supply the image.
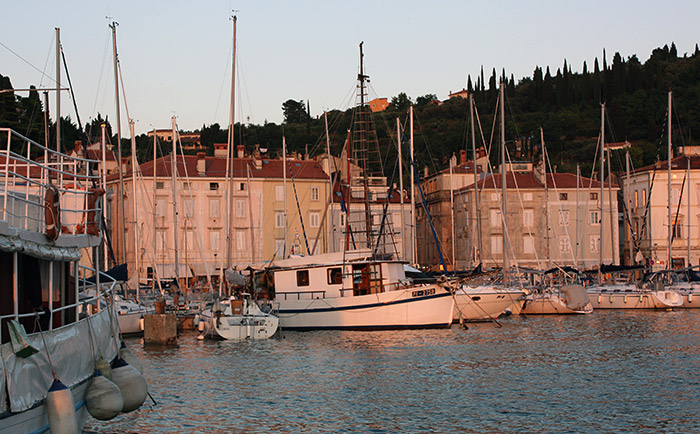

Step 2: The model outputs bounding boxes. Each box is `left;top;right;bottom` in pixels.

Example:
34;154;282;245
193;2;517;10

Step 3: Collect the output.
44;184;61;241
86;187;106;236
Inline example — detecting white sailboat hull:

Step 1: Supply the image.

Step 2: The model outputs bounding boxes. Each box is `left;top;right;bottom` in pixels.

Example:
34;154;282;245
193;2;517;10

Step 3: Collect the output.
116;300;155;335
453;286;524;321
201;312;279;340
277;285;454;330
522;293;593;315
588;286;684;309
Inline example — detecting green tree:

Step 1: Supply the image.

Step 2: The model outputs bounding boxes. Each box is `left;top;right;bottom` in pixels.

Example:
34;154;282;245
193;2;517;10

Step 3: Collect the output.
282;99;308;124
390;92;412;111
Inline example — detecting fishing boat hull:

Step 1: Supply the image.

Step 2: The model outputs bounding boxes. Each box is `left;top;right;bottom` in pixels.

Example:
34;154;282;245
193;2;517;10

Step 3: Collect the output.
453;286;524;321
587;286;684;309
276;285;454;330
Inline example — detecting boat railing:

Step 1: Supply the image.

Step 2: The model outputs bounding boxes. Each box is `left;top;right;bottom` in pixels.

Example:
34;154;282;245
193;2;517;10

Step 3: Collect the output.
0;128;102;235
276;290;326;301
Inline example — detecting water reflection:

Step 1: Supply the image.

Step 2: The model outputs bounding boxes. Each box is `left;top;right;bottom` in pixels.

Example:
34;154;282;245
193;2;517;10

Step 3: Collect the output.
86;311;700;433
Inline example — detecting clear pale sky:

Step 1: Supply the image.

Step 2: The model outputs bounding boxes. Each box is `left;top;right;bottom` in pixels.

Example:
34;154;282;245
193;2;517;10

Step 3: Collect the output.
2;1;698;136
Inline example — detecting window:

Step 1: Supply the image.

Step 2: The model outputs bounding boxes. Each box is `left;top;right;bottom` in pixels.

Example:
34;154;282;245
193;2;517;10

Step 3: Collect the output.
559;236;571;253
490;209;501;227
209;230;220;252
184;230;194;251
634;191;639;208
238;182;246;191
491;193;499;202
156;199;166;218
296;270;310;287
559;210;570;226
209;182;219;191
327;267;343;285
339;213;346;228
643;189;647;207
589;235;600;253
275;239;285;257
523;236;535;254
236;230;246;250
559;192;568;201
310;212;320;228
671;188;681;205
183;197;194;218
156;230;167;251
275;185;284;201
589;210;600;225
590;192;598;201
209;199;220;218
156;181;165;190
182;182;191;190
523;209;534;227
235;199;246;218
491;235;503;254
311;186;320;201
673;218;683;239
275;212;285;228
523;192;533;201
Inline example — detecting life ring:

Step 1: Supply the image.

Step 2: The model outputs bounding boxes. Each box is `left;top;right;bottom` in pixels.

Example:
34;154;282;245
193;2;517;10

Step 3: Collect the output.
86;187;105;236
44;184;61;241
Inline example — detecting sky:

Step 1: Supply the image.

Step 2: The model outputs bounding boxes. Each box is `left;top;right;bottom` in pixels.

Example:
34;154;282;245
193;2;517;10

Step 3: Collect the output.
2;1;699;136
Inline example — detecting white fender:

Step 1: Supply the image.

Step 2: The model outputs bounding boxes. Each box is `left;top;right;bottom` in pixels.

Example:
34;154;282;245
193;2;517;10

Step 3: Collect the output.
86;370;123;420
96;356;112;381
111;358;148;412
46;378;78;434
119;342;143;374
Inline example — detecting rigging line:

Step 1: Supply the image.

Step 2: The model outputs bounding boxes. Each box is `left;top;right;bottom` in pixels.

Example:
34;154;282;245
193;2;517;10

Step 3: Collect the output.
372;158;400;258
542;143;578;265
91;32;112;117
288;159;311;255
0;40;60;86
670;168;687;245
672;104;688;147
212;40;233;124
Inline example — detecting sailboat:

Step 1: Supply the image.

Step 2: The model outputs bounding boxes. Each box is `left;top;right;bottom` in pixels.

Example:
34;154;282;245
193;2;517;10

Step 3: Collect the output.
259;43;455;330
452;91;525;322
587;99;682;309
198;15;279;339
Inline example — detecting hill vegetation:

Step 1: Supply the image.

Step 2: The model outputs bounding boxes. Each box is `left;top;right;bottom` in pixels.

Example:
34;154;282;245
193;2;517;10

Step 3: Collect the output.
2;42;699;177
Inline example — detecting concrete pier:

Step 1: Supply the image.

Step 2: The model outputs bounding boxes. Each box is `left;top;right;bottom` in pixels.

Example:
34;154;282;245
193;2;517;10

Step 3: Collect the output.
144;314;178;345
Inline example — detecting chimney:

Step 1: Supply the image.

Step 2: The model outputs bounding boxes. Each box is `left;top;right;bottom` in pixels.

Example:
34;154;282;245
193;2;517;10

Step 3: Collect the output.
214;143;227;158
424;165;429;177
237;144;245;158
253;145;262;169
197;152;206;176
460;150;467;166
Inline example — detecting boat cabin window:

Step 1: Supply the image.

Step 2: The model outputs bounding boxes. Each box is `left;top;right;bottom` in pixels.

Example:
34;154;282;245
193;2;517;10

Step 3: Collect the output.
296;270;310;287
327;267;343;285
352;264;382;296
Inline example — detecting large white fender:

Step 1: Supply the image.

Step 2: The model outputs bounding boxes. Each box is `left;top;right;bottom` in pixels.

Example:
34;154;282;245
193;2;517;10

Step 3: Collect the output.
119;342;143;374
86;370;123;421
96;356;112;381
111;358;148;412
46;378;78;434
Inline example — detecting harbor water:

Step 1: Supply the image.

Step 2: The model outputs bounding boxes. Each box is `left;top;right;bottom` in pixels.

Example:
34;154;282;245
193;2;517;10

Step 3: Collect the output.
85;310;700;433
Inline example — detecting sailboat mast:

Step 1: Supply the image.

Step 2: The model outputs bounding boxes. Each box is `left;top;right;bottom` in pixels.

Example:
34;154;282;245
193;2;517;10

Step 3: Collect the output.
282;135;288;256
541;127;551;268
324;111;334;253
500;81;508;277
449;154;455;269
410;105;416;265
397;117;405;261
129;120;140;296
470;94;481;265
357;42;372;248
688;156;691;265
55;28;61;153
607;147;615;264
110;22;127;263
171;116;179;286
226;15;237;270
667;90;673;269
626;150;632;265
599;103;605;269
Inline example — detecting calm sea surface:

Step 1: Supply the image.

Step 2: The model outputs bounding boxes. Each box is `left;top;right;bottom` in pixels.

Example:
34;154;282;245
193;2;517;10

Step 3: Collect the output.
85;310;700;433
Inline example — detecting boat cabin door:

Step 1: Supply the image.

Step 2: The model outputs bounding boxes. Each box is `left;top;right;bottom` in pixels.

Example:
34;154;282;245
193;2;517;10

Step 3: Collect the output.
352;263;382;296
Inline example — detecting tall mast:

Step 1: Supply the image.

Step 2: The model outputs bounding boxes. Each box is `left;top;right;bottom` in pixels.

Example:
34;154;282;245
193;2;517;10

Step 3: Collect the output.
110;22;127;263
129;120;140;296
101;123;108;266
541;127;551;268
470;94;481;265
599;103;605;269
500;81;508;277
607;147;616;264
171;116;179;286
688;156;691;265
324;111;334;253
225;14;237;270
397;117;405;261
667;90;673;269
410;105;416;265
357;42;372;248
626;150;632;265
55;28;61;153
449;154;456;269
576;164;581;268
152;129;161;291
282;136;288;256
